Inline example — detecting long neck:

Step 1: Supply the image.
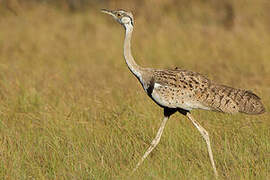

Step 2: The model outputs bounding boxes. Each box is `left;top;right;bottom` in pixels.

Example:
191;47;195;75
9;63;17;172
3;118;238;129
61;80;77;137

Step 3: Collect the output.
123;23;143;80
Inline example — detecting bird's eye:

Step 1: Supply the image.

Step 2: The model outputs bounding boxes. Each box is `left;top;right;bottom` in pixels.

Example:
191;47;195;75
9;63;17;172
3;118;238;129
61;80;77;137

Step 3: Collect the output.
117;13;121;17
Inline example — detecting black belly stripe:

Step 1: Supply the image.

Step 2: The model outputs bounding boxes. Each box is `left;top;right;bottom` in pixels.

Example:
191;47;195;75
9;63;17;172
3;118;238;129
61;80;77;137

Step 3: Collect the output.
147;78;155;96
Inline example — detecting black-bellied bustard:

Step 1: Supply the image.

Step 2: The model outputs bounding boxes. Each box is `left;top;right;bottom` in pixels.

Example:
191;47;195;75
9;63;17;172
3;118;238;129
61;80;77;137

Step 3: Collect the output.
101;9;265;178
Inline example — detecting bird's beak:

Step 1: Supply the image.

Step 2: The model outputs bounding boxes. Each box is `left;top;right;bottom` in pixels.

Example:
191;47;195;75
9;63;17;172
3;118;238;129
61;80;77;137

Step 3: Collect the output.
101;9;116;18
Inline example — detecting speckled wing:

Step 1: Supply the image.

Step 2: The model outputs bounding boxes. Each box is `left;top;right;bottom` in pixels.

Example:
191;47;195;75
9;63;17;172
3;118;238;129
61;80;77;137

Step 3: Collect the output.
149;68;265;114
149;68;212;111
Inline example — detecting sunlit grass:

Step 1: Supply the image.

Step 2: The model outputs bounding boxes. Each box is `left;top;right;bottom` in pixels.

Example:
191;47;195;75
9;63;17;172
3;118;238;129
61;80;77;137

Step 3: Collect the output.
0;3;269;179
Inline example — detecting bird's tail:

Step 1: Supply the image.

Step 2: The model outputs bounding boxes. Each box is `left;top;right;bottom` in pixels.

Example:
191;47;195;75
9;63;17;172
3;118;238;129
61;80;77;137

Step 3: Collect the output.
206;84;265;115
238;90;265;115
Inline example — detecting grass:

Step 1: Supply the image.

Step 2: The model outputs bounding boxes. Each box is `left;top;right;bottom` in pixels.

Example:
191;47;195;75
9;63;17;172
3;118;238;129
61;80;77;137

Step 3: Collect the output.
0;2;270;179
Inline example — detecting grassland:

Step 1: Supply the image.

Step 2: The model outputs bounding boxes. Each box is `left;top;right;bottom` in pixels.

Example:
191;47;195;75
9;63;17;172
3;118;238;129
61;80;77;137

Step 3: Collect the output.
0;1;269;179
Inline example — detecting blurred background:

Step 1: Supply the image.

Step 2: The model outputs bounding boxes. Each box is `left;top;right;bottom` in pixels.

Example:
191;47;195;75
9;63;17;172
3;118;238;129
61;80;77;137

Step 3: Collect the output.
0;0;269;179
1;0;270;28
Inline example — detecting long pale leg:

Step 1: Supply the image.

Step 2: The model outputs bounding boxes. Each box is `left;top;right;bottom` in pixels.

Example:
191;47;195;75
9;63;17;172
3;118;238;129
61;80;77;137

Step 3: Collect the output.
132;115;169;173
186;112;218;178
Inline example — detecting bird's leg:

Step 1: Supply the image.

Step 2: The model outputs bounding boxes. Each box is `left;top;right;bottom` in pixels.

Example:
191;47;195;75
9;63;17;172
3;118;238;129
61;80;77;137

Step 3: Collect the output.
132;108;176;173
132;115;168;173
186;112;218;178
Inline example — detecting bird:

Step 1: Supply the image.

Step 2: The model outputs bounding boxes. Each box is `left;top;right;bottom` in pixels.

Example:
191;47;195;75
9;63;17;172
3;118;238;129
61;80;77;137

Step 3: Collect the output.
101;9;265;178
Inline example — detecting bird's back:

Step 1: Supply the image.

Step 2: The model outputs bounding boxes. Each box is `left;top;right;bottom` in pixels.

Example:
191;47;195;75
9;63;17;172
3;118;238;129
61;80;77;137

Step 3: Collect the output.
146;68;265;114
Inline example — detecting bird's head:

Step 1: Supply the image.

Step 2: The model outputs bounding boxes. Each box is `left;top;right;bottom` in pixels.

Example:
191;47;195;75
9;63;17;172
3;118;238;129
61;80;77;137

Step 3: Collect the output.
101;9;134;28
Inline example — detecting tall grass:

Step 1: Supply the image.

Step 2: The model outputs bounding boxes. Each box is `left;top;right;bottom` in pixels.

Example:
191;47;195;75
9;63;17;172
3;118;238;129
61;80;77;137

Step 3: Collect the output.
0;1;269;179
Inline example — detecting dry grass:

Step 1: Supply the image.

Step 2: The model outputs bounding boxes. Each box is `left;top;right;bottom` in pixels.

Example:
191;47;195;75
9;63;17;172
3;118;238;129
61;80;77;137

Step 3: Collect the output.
0;2;269;179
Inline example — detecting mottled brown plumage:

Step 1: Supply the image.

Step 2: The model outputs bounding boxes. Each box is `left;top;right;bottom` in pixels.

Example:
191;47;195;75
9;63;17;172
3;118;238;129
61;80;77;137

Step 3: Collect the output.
102;9;265;178
142;68;265;115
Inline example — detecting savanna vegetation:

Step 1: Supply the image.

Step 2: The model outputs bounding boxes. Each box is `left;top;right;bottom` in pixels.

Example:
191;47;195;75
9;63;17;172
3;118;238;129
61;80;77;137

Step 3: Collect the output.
0;0;269;179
